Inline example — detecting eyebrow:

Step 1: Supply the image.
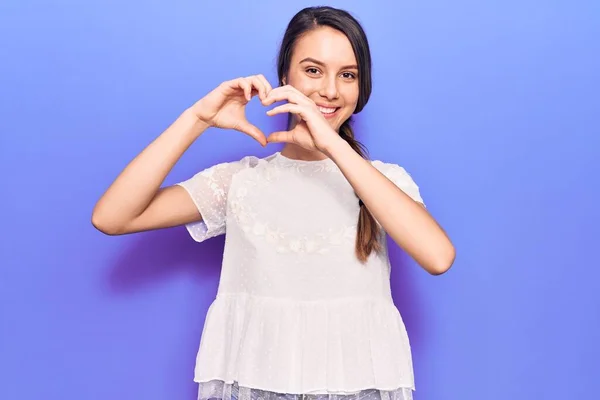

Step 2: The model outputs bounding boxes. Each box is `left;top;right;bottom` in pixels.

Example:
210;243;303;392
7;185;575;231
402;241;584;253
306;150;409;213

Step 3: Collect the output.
299;57;358;71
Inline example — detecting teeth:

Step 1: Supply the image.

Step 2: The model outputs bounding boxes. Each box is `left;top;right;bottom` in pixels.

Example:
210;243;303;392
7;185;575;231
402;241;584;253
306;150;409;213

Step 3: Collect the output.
319;106;337;114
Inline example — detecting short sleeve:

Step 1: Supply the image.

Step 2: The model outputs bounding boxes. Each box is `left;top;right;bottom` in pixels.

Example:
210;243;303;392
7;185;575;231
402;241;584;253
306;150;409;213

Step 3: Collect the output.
371;160;425;206
176;156;255;242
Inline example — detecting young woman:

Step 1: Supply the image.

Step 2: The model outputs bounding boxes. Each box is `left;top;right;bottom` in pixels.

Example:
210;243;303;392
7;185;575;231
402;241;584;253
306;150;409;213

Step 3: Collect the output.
92;6;455;400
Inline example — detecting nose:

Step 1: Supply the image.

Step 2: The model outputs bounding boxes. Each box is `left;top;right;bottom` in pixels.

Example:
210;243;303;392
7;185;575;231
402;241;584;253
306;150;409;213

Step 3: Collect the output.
319;76;339;100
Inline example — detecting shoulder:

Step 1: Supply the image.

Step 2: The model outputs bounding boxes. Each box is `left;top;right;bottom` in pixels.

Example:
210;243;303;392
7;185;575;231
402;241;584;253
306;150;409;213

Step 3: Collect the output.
212;154;261;168
370;158;425;205
370;159;414;180
238;154;264;168
202;154;263;173
180;155;265;187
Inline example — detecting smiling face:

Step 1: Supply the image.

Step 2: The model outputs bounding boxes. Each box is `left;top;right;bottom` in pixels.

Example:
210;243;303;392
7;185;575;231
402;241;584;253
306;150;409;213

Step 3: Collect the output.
283;26;360;132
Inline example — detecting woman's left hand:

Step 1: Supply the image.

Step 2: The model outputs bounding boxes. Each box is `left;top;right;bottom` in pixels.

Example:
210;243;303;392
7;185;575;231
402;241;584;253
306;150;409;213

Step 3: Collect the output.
263;85;341;153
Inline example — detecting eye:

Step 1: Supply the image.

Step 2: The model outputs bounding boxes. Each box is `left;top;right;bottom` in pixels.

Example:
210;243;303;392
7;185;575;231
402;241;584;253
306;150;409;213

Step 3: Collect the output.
305;67;321;75
341;72;357;80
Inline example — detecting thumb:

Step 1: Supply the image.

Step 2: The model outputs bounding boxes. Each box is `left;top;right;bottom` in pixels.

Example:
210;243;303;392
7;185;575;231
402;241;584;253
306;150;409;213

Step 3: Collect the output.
267;130;294;144
237;119;267;147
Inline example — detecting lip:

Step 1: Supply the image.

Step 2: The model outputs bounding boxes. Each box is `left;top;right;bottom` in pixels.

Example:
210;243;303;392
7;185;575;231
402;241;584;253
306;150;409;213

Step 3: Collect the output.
316;104;341;119
316;103;340;108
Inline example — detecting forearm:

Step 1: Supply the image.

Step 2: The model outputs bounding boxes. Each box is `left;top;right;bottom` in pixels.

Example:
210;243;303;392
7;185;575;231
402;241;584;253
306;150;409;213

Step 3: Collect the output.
324;139;455;274
92;108;209;230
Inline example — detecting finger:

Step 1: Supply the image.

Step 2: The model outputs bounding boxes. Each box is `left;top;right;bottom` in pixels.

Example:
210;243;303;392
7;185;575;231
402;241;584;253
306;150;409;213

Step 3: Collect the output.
263;85;309;106
219;77;243;96
256;74;273;100
266;103;304;118
238;78;252;102
237;120;267;147
263;85;294;105
249;75;268;101
266;130;295;144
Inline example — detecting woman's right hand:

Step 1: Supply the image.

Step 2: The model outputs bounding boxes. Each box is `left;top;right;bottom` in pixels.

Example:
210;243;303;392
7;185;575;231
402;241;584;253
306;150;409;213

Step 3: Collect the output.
191;75;273;146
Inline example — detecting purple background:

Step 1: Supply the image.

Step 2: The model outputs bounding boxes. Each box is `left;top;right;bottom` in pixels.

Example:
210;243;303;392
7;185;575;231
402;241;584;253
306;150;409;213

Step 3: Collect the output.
1;0;598;399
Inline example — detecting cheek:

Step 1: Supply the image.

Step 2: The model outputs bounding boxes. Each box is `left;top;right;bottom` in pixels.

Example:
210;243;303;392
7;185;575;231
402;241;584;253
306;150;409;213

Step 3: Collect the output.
291;81;320;98
286;71;314;94
341;86;360;110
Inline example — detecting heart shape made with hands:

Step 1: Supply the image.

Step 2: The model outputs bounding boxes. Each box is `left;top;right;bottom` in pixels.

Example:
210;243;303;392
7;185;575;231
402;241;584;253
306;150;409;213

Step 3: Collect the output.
226;77;339;153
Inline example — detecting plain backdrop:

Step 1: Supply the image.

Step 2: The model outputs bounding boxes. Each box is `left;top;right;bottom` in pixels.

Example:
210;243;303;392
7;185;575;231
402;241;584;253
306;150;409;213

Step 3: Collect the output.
1;1;599;399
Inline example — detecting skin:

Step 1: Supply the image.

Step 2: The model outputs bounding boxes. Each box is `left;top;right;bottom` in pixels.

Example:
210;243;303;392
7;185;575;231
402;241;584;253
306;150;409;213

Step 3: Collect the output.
91;26;456;275
270;26;360;161
262;27;455;274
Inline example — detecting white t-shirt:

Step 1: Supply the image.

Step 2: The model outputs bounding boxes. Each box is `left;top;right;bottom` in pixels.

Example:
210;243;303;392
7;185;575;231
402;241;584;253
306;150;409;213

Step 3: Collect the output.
176;151;424;398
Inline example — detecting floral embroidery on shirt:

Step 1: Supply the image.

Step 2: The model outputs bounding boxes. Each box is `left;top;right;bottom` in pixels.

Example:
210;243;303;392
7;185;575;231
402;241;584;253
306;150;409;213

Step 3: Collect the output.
228;159;358;254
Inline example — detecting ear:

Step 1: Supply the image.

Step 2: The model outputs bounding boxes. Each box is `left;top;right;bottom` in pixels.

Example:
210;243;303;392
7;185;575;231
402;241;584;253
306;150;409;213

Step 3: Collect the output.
281;76;287;86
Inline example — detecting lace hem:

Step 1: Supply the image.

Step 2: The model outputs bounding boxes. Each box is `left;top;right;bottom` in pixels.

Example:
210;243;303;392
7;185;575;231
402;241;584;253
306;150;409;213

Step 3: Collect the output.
198;379;413;400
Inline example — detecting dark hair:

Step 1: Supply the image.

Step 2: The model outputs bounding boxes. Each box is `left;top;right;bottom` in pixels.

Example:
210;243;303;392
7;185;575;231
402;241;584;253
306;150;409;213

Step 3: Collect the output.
276;6;382;263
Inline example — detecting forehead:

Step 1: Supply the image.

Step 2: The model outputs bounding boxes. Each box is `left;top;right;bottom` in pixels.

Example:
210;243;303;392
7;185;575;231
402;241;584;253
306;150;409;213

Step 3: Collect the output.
291;26;357;67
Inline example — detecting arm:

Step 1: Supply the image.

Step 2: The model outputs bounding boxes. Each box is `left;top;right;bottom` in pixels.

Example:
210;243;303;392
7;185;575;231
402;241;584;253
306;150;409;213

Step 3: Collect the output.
91;110;209;235
92;74;272;236
324;139;456;275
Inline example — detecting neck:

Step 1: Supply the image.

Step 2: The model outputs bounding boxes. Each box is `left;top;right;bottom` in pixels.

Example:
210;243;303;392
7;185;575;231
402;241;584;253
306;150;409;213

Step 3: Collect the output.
280;144;329;161
281;116;341;161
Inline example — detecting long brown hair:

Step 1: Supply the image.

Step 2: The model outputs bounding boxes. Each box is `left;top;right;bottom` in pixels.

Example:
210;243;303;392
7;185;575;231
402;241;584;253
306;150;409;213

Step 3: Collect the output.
276;6;383;263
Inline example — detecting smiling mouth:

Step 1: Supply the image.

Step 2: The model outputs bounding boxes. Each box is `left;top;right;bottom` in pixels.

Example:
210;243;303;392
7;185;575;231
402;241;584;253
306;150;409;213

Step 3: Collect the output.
318;106;340;118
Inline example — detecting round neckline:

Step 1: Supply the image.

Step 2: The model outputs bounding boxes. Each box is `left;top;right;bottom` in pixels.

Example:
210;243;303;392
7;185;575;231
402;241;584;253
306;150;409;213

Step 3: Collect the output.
274;151;334;165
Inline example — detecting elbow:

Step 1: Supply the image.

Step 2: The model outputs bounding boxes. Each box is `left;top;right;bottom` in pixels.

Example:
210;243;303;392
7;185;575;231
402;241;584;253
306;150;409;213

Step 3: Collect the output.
91;210;124;236
427;243;456;276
